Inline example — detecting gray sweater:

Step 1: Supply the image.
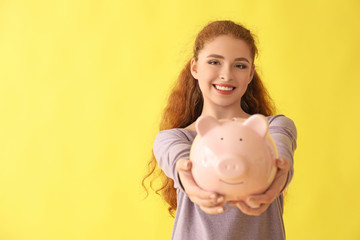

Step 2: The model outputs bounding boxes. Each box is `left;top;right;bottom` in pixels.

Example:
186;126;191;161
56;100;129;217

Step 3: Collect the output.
153;115;297;240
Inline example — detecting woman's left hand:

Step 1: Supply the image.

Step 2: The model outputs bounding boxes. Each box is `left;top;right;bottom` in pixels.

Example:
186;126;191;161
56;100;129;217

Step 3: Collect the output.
231;158;290;216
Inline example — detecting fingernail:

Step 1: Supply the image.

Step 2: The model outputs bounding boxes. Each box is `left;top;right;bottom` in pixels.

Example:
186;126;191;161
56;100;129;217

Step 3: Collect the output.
217;207;224;213
250;203;261;209
217;196;224;203
210;193;217;199
237;201;245;207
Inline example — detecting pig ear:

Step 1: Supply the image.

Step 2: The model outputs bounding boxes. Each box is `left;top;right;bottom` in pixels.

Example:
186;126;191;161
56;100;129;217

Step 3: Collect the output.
243;114;269;138
195;116;219;137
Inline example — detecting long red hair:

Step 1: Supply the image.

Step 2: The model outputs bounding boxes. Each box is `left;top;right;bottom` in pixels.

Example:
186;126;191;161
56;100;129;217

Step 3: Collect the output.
143;20;276;217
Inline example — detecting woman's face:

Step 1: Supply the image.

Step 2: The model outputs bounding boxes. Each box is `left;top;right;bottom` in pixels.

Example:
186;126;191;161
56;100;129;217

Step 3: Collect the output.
191;35;254;110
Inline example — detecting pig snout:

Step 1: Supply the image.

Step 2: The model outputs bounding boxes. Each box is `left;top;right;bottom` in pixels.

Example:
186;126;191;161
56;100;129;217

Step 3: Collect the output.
216;157;247;180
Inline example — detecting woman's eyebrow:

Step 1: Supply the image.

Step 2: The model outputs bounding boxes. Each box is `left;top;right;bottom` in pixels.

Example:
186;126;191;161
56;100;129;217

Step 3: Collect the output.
206;54;250;63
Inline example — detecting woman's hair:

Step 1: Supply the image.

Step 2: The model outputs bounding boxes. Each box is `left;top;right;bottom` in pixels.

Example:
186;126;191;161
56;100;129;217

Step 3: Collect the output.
142;20;276;217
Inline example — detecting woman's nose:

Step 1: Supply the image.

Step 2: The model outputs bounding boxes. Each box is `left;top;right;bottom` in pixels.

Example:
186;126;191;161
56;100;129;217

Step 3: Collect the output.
219;67;233;81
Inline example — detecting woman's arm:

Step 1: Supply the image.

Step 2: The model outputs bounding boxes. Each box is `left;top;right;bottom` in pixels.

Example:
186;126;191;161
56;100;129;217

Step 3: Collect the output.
153;129;226;214
176;158;226;214
153;129;192;189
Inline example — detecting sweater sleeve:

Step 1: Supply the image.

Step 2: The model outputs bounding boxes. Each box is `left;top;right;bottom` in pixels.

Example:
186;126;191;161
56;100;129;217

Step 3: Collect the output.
153;129;193;189
268;115;297;188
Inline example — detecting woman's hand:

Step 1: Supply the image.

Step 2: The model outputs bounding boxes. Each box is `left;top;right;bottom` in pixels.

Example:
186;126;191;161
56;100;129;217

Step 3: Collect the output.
176;158;226;214
233;158;290;216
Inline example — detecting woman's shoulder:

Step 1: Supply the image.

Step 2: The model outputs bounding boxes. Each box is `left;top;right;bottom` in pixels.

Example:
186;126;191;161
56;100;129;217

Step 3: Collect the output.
267;114;295;126
267;114;297;138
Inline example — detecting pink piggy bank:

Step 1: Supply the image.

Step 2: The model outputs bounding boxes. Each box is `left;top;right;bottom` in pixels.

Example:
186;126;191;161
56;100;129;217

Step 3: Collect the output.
190;114;278;207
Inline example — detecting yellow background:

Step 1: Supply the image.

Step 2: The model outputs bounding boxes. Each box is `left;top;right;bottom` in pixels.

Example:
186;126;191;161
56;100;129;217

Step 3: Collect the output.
0;0;359;239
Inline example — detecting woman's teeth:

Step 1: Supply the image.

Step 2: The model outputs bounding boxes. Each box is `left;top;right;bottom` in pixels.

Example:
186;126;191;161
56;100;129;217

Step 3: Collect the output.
214;85;235;91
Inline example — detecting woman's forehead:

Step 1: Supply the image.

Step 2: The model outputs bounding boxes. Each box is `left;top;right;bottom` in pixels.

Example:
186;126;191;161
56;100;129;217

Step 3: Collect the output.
199;35;253;60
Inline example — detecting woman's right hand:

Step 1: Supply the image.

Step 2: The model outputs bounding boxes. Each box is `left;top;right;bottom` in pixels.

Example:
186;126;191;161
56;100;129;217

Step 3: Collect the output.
176;158;225;214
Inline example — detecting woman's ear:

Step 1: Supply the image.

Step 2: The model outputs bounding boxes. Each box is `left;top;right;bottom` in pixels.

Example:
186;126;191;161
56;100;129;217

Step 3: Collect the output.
190;58;198;79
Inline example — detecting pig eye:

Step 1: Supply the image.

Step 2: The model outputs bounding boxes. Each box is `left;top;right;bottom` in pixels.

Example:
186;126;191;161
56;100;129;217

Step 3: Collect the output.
239;138;243;141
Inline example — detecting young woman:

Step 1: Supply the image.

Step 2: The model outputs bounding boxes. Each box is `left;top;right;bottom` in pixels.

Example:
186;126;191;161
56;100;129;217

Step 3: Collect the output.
144;20;297;240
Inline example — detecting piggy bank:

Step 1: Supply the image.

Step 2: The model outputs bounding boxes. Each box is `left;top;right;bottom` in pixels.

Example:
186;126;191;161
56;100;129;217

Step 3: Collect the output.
190;114;278;207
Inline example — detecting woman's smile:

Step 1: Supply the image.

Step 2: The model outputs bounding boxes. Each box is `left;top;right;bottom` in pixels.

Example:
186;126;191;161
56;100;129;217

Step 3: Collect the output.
213;84;236;95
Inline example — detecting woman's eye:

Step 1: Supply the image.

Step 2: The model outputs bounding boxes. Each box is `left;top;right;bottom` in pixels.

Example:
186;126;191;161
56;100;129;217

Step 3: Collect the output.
235;64;247;69
208;60;219;65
